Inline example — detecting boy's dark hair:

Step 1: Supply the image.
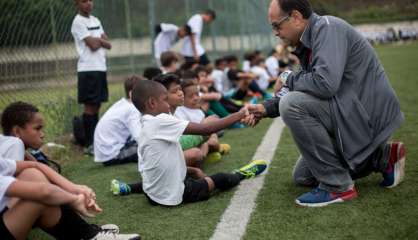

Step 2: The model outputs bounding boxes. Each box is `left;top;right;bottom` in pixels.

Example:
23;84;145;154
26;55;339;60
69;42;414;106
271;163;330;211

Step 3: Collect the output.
243;52;255;61
277;0;312;19
183;24;192;35
227;69;243;81
181;78;197;92
181;70;198;80
194;65;208;75
160;51;179;68
253;57;265;66
180;59;198;71
131;80;165;113
214;57;226;67
203;9;216;20
152;73;181;90
1;101;39;135
224;55;238;63
124;75;145;98
154;23;162;35
143;67;163;80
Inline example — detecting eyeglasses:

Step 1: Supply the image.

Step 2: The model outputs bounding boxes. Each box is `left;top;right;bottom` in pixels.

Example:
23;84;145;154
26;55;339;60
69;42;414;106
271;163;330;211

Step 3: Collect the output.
271;15;290;31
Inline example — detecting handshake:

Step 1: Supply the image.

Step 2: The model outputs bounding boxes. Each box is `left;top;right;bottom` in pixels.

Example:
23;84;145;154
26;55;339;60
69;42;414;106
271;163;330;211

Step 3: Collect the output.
237;104;267;127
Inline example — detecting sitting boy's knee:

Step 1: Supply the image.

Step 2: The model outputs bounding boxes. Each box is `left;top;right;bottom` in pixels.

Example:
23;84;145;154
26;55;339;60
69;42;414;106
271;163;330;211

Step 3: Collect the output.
17;167;48;182
186;148;204;166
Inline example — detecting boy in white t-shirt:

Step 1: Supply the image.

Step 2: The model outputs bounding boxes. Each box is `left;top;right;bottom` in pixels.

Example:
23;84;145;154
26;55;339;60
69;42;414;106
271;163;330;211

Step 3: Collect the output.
94;75;144;166
0;135;25;161
154;23;191;65
160;51;180;74
110;80;267;206
250;58;277;91
210;57;229;94
0;157;140;239
71;0;112;149
182;9;216;66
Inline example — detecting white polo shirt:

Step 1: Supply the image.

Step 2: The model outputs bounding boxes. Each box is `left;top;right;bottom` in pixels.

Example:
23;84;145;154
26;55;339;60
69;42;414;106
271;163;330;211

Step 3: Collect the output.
94;98;141;162
181;14;205;57
174;106;205;123
136;113;189;206
266;56;279;77
154;23;179;60
251;66;270;91
71;14;107;72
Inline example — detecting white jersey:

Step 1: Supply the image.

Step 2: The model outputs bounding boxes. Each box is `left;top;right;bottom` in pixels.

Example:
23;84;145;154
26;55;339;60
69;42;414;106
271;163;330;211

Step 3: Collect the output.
0;157;16;211
266;56;279;77
71;14;107;72
251;66;270;91
94;98;141;162
174;106;205;123
181;14;205;57
0;135;25;161
136;113;189;206
154;23;179;60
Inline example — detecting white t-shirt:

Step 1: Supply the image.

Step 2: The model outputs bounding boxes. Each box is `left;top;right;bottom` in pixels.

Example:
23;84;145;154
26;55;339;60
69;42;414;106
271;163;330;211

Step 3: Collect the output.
94;98;141;162
71;14;107;72
181;14;205;57
211;69;226;94
154;23;179;60
0;135;25;161
266;56;279;77
251;66;270;91
242;61;251;73
174;106;205;123
136;113;189;206
0;157;16;211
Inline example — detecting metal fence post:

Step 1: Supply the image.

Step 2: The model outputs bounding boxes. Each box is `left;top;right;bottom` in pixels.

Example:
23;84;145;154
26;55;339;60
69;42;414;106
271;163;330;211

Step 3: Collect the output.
208;0;217;54
49;1;59;81
147;0;156;63
124;0;134;73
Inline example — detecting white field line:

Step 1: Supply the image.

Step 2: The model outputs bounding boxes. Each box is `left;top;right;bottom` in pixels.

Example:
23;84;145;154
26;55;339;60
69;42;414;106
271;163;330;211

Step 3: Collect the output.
210;117;285;240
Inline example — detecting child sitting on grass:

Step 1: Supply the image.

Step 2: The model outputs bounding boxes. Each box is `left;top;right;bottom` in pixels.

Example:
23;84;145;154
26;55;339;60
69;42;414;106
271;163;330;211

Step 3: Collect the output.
110;80;267;206
94;75;144;166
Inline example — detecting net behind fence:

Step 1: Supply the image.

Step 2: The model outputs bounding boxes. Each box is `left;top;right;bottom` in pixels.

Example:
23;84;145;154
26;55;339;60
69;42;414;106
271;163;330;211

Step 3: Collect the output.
0;0;274;139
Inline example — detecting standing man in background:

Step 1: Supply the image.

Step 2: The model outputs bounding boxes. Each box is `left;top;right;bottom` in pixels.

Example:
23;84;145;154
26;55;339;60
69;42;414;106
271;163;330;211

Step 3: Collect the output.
71;0;111;152
181;9;216;66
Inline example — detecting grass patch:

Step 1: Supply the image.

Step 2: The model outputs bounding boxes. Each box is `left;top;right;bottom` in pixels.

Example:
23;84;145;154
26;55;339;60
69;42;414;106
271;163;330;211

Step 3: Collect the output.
244;42;418;239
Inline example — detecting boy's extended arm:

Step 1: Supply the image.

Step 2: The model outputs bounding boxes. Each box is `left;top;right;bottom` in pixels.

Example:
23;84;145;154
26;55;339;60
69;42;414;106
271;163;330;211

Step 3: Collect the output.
15;161;96;203
184;108;247;135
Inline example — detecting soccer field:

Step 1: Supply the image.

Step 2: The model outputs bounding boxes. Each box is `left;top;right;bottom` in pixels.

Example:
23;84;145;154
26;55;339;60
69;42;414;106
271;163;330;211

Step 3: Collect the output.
30;42;418;240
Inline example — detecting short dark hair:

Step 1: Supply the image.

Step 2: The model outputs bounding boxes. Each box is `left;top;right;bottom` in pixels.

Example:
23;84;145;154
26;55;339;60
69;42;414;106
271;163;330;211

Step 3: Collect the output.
181;78;197;92
143;67;163;80
152;73;181;90
1;101;39;135
131;80;165;113
224;55;238;63
227;69;243;81
124;75;145;98
277;0;312;19
160;51;179;68
194;65;208;75
214;57;226;67
181;70;198;80
203;9;216;20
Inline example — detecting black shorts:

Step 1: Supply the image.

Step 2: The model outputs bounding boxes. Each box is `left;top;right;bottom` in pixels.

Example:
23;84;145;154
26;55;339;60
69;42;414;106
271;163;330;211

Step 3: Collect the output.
184;53;211;66
0;208;15;240
77;71;109;104
145;178;210;206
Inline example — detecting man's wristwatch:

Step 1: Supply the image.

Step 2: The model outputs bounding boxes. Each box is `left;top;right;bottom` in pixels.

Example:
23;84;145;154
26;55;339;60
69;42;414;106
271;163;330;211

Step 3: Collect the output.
279;70;292;86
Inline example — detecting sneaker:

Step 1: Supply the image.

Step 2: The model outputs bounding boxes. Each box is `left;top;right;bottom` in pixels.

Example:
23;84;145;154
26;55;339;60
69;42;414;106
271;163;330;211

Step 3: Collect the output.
111;179;131;196
90;231;140;240
205;152;222;164
235;159;267;179
219;143;231;155
380;142;406;188
295;187;358;207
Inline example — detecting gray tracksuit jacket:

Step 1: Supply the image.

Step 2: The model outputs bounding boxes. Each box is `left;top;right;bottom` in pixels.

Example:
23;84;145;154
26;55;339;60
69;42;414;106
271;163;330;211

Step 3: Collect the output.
264;13;404;170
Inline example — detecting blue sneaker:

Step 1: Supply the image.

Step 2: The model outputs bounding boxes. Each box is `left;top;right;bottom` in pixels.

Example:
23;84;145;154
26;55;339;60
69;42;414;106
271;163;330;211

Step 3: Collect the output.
235;159;268;179
380;142;406;188
295;187;358;207
111;179;131;196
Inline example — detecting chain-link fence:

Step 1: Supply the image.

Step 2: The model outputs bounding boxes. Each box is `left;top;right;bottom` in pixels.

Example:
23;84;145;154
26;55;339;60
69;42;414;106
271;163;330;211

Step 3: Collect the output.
0;0;275;139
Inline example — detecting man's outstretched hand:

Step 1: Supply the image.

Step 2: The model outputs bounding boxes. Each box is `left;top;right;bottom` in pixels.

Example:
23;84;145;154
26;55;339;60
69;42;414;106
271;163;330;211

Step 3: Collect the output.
241;104;267;127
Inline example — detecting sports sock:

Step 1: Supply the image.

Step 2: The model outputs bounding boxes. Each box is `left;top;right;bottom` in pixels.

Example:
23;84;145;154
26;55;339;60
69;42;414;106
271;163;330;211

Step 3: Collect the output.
209;172;242;191
128;182;144;194
82;113;98;146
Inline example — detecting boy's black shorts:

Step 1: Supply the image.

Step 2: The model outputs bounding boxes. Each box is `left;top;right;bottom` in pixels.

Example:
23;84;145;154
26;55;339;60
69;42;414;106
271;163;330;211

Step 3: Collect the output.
0;208;15;240
182;177;210;203
77;71;108;104
184;53;210;66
